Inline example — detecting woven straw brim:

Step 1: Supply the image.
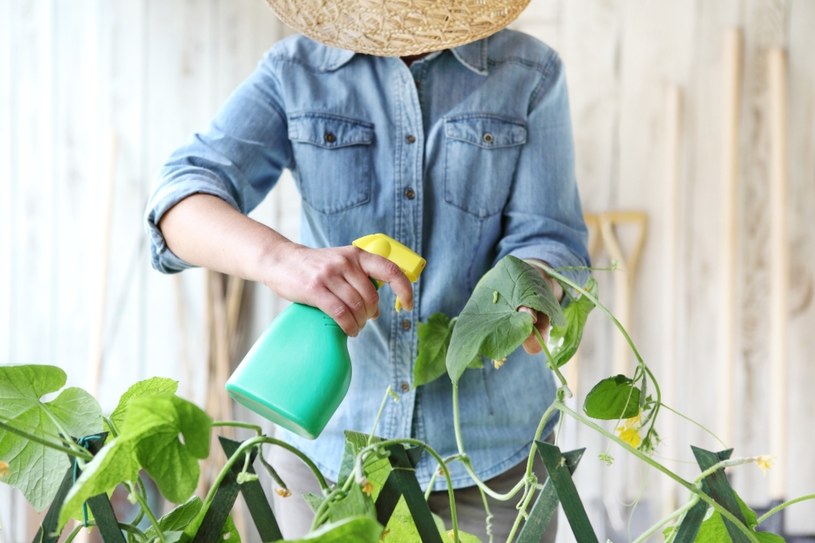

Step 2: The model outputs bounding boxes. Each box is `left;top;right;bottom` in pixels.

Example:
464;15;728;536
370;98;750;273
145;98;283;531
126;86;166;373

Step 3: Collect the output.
266;0;531;57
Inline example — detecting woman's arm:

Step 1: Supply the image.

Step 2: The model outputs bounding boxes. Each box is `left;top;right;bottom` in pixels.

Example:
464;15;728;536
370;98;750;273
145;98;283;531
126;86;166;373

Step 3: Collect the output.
159;194;413;336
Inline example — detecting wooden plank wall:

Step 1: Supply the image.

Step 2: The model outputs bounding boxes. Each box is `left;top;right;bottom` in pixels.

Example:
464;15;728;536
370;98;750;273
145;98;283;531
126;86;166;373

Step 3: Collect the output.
1;0;813;541
517;0;815;539
0;0;288;539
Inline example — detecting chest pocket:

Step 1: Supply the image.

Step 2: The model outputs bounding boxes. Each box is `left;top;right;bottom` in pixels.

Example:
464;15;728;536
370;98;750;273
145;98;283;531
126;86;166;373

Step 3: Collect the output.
443;114;527;218
288;113;374;214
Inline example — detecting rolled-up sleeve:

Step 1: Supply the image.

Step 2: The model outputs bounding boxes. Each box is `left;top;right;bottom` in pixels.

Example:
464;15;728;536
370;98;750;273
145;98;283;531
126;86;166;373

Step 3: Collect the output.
496;53;590;288
144;52;292;273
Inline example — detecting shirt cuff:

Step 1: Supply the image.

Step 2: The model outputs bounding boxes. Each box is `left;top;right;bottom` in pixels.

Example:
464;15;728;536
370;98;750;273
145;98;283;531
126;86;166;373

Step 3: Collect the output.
144;173;241;274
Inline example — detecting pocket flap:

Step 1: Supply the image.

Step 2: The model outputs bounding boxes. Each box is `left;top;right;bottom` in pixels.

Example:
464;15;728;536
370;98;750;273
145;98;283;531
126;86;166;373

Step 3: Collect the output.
445;115;527;149
289;113;374;149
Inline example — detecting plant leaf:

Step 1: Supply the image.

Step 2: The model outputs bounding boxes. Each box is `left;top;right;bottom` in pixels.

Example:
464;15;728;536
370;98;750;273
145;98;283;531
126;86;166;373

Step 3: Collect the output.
327;483;377;522
276;516;383;542
339;431;391;500
0;364;103;511
123;395;212;504
58;437;140;528
108;377;178;435
548;278;597;368
446;256;564;384
755;532;786;543
583;375;641;420
145;497;241;543
414;313;455;387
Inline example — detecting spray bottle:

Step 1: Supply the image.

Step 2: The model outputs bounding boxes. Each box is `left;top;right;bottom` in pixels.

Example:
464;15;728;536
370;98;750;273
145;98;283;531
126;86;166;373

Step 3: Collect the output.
225;233;426;439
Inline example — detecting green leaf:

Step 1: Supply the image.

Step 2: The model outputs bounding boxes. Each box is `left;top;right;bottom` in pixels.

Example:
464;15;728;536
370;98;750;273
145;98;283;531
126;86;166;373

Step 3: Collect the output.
0;364;103;511
304;492;326;513
339;431;391;500
755;532;785;543
108;377;178;435
414;313;455;387
583;375;641;420
276;516;383;543
152;496;203;534
446;256;564;384
548;278;597;368
123;395;212;504
694;509;729;543
326;483;377;523
149;497;241;543
58;437;140;528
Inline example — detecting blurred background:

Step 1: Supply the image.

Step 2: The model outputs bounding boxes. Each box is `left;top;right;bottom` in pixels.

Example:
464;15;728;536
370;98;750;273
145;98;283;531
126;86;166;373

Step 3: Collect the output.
1;0;813;541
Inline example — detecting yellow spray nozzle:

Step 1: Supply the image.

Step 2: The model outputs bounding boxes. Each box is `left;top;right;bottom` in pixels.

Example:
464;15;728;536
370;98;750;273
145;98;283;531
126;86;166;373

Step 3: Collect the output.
352;233;426;283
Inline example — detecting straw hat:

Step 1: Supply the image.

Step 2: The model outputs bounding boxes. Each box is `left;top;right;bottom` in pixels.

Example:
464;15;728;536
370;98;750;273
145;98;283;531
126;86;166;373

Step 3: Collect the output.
266;0;532;57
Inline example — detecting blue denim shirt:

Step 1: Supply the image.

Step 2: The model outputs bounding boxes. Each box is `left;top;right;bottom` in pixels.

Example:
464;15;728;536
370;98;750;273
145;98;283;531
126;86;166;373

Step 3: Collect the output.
145;29;589;490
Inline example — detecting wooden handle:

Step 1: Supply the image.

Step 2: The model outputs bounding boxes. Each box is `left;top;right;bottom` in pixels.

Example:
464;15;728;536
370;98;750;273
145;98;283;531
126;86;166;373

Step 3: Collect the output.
768;47;789;500
599;211;648;376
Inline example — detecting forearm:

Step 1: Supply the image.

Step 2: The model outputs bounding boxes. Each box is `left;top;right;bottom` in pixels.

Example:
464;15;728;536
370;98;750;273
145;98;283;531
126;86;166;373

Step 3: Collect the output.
158;193;293;285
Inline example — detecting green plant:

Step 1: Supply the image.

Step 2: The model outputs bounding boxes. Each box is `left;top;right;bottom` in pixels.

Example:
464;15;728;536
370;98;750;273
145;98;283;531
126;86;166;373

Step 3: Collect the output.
1;255;811;542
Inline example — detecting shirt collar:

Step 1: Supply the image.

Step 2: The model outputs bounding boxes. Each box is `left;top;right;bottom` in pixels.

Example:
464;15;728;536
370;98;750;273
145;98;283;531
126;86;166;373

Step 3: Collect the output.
320;46;356;71
450;38;489;75
319;36;490;75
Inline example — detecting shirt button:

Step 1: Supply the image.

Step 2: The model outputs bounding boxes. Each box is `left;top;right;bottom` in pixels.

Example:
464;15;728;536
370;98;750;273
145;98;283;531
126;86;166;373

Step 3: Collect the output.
323;131;336;143
401;319;411;330
406;134;416;144
400;382;411;393
404;187;416;200
482;132;494;144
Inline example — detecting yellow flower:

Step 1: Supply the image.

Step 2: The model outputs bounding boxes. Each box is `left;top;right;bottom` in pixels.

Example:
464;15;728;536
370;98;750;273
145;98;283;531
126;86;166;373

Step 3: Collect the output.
361;480;374;495
755;455;774;475
492;358;506;370
616;413;642;448
0;460;8;479
617;427;642;448
275;488;292;498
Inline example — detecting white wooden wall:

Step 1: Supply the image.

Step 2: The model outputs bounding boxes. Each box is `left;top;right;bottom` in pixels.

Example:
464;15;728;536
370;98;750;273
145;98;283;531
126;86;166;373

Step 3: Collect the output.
1;1;813;541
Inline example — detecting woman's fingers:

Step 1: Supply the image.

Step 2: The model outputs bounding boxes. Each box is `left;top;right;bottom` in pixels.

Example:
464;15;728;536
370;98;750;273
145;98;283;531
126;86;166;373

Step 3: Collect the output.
357;250;414;312
519;307;550;354
269;244;413;336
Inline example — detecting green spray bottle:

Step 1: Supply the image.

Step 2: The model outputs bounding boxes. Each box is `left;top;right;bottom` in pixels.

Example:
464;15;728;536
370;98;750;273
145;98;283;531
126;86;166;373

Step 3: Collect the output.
225;233;426;439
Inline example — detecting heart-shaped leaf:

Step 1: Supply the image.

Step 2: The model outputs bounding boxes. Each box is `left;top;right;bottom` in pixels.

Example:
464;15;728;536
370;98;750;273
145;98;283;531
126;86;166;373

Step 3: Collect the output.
413;313;455;387
446;256;564;384
583;375;641;420
108;377;178;435
548;277;597;368
0;365;102;510
124;395;212;503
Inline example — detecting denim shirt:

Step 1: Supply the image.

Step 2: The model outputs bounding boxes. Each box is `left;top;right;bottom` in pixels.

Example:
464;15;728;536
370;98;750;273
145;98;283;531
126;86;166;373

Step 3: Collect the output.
145;29;589;490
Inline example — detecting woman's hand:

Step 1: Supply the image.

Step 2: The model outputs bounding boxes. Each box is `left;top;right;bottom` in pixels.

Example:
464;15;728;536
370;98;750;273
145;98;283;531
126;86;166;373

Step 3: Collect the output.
520;262;563;354
263;242;414;336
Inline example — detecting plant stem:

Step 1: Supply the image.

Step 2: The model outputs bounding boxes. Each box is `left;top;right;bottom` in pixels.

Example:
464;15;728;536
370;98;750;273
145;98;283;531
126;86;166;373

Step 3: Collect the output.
535;329;570;397
506;481;536;543
212;420;263;435
0;419;93;461
368;385;394;446
532;262;663;452
129;481;165;543
756;494;815;525
557;403;760;543
658;403;727;449
187;435;329;538
632;496;698;543
451;384;526;501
